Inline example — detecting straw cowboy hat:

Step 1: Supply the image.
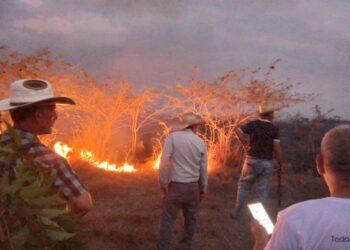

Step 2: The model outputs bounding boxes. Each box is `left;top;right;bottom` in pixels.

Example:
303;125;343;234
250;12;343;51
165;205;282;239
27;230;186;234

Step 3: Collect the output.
258;103;278;115
171;112;204;131
0;79;75;111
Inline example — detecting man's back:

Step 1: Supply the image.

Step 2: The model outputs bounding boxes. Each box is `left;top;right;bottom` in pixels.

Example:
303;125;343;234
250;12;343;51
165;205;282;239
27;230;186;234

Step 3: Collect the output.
242;119;279;160
267;197;350;250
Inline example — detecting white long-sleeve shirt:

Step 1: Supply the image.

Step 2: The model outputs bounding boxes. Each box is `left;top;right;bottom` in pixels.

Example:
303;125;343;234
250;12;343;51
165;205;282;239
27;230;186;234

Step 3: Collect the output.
158;129;208;191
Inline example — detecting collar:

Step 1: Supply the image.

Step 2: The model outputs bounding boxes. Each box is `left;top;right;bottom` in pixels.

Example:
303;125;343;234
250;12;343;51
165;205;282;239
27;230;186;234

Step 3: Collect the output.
4;128;40;144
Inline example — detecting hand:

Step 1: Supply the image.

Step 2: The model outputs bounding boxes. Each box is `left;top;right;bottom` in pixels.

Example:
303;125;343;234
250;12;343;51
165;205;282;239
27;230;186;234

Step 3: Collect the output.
160;188;167;199
199;189;207;201
250;219;269;250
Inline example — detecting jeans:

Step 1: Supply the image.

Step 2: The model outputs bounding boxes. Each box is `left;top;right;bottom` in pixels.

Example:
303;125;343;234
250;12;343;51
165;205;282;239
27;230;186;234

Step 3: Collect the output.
158;182;200;250
234;157;274;212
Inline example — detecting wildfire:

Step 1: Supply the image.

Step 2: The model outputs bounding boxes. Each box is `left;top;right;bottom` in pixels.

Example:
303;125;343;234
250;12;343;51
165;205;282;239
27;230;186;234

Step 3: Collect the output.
153;153;161;169
54;141;73;159
54;142;137;173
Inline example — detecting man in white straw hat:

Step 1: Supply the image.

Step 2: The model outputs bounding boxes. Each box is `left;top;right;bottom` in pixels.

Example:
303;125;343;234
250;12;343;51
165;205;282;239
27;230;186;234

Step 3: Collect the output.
158;112;208;250
231;104;282;219
0;79;93;214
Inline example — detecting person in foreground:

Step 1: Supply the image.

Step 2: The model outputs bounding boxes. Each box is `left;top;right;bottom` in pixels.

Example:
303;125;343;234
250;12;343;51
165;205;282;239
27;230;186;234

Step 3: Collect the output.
0;79;93;214
251;124;350;250
231;104;283;218
158;112;208;250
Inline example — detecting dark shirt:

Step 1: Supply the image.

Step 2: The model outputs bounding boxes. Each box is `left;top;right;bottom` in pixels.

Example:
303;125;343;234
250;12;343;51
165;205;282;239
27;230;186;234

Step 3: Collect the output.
0;129;86;200
241;119;279;160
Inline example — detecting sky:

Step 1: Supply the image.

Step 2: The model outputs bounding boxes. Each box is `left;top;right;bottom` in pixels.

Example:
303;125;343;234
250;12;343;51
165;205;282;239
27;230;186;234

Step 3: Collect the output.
0;0;349;120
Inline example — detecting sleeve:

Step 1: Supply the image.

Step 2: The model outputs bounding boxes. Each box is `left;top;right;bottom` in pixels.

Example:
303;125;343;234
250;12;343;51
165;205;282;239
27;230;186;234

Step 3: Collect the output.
34;145;86;200
265;212;300;250
52;157;87;200
272;126;279;140
199;143;208;192
158;134;174;188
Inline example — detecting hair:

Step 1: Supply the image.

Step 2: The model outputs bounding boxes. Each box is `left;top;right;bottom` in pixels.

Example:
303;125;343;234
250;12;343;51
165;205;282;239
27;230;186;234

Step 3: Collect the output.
259;111;274;119
10;105;38;123
321;125;350;174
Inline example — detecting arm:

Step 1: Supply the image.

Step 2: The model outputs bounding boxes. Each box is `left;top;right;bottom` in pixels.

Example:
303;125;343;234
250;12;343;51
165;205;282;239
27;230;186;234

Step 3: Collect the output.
199;146;208;199
273;140;283;169
235;127;250;151
158;134;174;197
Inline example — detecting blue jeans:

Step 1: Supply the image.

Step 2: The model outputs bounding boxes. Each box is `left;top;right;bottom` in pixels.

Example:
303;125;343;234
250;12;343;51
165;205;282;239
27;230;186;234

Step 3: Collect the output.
234;157;274;212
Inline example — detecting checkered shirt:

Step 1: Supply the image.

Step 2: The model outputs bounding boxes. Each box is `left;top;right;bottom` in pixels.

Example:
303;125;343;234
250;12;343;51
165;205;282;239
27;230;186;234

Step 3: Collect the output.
0;129;86;200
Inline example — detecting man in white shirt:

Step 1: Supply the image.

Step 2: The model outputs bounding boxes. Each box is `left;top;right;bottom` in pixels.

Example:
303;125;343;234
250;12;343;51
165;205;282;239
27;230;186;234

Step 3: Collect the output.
158;112;208;250
251;124;350;250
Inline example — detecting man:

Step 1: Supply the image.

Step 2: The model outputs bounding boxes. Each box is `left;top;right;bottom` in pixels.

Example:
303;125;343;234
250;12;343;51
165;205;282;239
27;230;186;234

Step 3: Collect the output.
251;124;350;250
0;79;93;214
231;104;282;218
158;112;208;250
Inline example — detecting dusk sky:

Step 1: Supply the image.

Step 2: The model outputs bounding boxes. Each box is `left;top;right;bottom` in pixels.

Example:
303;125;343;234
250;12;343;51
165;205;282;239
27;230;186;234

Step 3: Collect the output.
0;0;349;119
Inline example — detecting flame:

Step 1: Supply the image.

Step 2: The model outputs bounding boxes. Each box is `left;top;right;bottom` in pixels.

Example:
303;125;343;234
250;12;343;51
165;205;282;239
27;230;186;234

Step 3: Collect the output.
153;153;161;169
54;141;73;159
54;142;137;173
80;150;137;172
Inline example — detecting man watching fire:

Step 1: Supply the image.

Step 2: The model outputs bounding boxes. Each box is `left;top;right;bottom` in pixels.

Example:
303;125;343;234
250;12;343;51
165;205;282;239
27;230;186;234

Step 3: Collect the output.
251;125;350;250
231;104;282;218
0;79;93;214
158;112;208;250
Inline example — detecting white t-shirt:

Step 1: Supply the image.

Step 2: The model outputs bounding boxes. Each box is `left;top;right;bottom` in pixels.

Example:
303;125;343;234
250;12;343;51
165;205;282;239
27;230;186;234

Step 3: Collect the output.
266;197;350;250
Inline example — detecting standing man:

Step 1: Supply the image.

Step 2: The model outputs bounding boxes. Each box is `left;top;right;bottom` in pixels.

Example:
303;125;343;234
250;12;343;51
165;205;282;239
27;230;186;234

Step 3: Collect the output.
251;125;350;250
158;112;208;250
231;104;282;218
0;79;93;214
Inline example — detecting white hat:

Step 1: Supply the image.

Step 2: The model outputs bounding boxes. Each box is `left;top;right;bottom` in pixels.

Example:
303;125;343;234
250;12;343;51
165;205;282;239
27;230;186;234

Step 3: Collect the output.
0;79;75;111
171;112;204;131
258;104;277;115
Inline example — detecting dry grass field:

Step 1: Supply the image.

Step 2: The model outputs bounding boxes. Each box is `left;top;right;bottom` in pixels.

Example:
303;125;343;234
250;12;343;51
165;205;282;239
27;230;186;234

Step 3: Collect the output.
74;161;328;250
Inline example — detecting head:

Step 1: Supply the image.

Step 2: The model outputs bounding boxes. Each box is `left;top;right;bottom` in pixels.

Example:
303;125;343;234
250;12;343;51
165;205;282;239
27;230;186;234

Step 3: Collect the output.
0;79;75;135
10;102;57;135
171;112;204;132
316;125;350;182
259;111;274;121
258;104;276;121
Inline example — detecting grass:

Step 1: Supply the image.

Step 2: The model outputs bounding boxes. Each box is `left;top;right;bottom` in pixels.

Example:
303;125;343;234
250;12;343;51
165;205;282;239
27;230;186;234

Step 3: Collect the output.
73;161;328;250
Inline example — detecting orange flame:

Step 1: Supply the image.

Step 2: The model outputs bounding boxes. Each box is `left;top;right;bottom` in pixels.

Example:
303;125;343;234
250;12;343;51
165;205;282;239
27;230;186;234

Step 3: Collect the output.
54;142;137;173
80;149;137;173
54;141;73;159
153;153;161;169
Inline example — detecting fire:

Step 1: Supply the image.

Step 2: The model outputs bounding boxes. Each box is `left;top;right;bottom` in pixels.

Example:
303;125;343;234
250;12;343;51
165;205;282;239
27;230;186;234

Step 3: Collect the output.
153;153;161;169
54;142;137;173
54;141;73;159
80;150;137;173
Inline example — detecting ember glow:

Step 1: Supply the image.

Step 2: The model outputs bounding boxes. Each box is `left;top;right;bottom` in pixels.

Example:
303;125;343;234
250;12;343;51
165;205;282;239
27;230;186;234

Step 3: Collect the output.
54;142;137;173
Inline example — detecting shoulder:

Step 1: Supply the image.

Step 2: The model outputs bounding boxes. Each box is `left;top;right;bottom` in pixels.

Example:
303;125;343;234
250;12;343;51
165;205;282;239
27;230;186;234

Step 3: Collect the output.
278;198;330;221
30;143;68;165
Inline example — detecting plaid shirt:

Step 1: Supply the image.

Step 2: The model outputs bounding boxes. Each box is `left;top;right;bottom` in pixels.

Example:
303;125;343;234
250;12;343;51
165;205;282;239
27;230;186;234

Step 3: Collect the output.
0;129;86;200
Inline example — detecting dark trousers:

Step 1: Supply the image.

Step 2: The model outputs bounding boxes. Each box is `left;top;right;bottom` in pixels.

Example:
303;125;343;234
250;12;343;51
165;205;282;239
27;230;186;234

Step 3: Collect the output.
158;182;200;250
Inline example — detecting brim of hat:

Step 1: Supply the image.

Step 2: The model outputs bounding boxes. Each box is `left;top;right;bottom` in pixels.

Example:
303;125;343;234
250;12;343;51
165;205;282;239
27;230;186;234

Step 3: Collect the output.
170;120;203;132
0;96;75;112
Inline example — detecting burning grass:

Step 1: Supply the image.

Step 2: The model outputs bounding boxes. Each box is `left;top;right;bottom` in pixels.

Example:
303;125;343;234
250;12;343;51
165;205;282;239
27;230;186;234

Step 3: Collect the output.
73;161;328;250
